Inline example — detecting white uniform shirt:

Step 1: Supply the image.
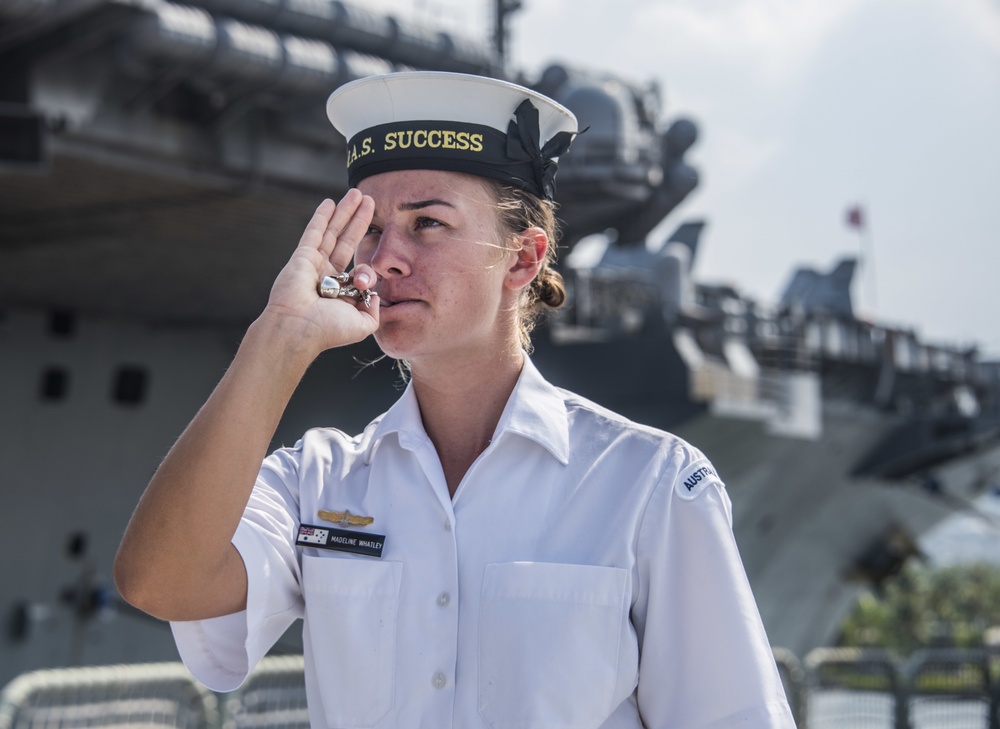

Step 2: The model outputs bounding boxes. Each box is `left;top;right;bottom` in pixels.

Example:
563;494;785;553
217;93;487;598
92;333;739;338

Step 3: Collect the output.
172;357;794;729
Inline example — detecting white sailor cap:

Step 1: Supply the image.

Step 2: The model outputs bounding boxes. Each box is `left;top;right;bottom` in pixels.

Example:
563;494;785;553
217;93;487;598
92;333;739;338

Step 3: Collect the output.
326;71;579;200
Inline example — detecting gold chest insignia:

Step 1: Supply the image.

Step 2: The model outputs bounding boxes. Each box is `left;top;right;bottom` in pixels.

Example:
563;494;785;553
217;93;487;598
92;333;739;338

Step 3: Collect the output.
318;509;374;528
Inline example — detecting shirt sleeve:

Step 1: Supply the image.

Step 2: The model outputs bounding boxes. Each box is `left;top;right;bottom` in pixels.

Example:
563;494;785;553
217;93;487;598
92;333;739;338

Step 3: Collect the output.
632;447;796;729
170;447;306;692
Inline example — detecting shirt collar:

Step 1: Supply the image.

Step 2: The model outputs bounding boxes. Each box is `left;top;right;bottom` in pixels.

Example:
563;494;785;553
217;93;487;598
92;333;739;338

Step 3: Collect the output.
367;355;569;465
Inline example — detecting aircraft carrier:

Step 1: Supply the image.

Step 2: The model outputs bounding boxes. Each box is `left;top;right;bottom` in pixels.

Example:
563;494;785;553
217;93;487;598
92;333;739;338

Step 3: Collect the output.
3;0;1000;688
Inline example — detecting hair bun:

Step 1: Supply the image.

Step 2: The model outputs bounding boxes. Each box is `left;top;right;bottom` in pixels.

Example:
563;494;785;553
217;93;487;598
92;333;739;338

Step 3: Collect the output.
536;269;566;308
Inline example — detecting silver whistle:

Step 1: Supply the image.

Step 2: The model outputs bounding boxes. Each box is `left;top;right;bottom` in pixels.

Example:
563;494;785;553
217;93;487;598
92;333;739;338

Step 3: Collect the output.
317;273;372;308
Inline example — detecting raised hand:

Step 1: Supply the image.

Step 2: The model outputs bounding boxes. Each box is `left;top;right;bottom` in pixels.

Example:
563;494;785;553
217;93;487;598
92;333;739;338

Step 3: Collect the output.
264;190;379;356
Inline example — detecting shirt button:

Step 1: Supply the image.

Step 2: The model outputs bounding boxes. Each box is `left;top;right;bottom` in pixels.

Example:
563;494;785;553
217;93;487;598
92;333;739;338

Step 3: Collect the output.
432;671;447;689
436;592;451;607
444;519;452;531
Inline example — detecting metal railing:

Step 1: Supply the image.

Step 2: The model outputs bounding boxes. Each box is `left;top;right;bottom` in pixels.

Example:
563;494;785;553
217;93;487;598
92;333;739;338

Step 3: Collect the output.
805;648;906;729
904;649;996;729
218;655;307;729
803;647;1000;729
0;662;218;729
3;649;999;728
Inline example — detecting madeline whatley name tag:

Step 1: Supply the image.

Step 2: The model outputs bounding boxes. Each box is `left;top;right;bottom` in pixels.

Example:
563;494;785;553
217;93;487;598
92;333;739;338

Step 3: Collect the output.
296;524;385;558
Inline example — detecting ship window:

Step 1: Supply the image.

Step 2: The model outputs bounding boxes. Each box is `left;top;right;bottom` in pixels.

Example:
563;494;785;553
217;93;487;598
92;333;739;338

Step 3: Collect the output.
113;366;149;405
66;531;88;559
48;310;76;338
40;367;69;401
0;110;43;165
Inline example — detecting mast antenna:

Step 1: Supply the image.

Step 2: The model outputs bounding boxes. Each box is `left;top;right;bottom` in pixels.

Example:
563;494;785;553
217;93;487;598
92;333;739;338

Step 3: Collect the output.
494;0;524;71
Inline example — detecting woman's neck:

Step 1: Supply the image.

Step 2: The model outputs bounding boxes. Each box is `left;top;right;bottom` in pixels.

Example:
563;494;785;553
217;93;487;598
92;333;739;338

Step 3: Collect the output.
410;346;524;496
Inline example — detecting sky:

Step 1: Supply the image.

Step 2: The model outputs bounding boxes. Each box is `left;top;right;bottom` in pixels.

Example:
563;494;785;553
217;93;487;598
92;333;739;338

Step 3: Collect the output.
920;491;1000;566
368;0;1000;356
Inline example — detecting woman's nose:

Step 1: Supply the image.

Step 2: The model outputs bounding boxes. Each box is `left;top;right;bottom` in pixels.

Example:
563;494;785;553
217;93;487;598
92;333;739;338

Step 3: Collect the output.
365;225;411;278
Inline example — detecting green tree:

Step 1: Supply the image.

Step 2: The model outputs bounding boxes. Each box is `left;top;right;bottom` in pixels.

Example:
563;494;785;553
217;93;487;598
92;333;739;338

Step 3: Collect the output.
838;562;1000;655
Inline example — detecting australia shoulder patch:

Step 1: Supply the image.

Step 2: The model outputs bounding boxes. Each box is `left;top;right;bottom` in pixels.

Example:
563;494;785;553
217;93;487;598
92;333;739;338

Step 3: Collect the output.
674;459;722;501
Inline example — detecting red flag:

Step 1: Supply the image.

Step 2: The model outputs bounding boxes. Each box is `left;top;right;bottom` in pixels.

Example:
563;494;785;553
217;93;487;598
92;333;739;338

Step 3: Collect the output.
846;205;864;229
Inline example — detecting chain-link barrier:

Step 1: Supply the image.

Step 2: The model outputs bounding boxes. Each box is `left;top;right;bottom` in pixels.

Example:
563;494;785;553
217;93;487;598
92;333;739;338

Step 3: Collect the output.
219;655;308;729
903;649;996;729
774;646;808;728
3;648;998;728
804;647;903;729
0;663;218;729
803;647;1000;729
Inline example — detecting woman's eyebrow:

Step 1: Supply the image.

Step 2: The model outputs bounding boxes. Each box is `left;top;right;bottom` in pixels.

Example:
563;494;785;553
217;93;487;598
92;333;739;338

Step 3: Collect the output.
398;199;454;211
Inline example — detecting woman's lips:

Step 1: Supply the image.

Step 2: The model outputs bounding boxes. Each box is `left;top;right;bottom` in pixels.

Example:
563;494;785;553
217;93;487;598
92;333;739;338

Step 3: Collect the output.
376;293;420;309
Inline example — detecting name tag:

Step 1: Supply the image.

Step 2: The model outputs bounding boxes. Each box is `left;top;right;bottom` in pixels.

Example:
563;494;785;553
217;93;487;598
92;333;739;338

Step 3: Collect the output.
296;523;385;559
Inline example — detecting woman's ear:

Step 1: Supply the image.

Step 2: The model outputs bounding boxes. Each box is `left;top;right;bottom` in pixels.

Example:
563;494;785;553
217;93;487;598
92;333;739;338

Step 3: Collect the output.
505;227;547;291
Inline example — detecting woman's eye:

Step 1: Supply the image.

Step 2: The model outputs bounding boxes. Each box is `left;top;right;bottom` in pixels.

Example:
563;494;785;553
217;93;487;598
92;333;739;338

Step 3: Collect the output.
414;216;442;230
365;225;381;236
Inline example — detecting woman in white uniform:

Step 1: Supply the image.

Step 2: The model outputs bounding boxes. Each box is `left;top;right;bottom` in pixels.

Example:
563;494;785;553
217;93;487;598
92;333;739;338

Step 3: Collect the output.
115;72;794;729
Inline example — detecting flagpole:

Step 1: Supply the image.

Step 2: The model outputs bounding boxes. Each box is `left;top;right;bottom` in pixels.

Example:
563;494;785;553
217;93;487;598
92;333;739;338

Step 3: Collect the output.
862;203;877;315
847;202;877;315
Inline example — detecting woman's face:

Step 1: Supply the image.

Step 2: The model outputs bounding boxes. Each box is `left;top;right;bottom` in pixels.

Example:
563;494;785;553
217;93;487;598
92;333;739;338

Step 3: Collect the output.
355;169;518;364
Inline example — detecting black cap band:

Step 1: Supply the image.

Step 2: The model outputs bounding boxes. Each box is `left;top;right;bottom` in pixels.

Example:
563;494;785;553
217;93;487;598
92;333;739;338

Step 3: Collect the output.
344;101;576;200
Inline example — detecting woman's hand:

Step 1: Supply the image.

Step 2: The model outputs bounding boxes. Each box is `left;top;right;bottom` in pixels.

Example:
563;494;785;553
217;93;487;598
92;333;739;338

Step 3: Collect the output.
262;190;379;355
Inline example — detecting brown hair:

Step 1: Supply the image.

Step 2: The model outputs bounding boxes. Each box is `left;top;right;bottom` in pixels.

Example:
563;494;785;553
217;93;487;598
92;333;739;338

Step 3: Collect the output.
489;183;567;350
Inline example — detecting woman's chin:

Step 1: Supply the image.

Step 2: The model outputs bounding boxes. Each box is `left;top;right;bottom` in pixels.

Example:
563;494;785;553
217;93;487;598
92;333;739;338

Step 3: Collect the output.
373;326;420;361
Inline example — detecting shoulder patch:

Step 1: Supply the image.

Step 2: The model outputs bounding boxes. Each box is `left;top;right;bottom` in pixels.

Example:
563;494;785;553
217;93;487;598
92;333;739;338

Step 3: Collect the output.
674;459;722;501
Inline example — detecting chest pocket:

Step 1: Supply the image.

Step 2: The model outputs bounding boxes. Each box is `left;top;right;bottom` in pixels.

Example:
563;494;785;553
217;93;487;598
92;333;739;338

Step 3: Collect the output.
302;555;402;728
478;562;629;729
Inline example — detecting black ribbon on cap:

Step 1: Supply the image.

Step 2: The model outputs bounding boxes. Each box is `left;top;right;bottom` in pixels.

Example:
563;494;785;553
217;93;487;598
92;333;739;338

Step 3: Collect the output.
506;100;577;200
